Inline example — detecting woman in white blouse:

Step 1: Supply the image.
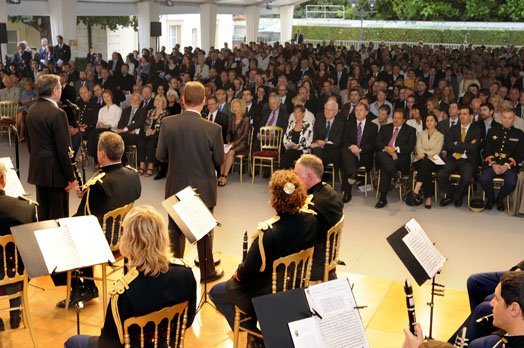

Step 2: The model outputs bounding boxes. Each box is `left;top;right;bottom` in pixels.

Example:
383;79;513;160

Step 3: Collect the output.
194;56;210;81
406;105;424;135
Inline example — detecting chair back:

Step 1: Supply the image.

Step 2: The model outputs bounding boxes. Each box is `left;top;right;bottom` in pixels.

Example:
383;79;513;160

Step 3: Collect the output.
247;126;254;155
0;235;25;287
323;216;344;282
258;126;283;153
123;301;189;348
272;246;314;293
103;202;134;252
0;101;18;122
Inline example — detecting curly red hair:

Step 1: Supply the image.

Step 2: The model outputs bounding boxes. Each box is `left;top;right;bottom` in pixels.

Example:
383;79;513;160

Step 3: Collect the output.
269;170;307;215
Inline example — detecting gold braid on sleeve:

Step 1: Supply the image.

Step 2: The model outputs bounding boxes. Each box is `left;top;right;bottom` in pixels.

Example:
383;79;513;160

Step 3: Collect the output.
110;267;139;344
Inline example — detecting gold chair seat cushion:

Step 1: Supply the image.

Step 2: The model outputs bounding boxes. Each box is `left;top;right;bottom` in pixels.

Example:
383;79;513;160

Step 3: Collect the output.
252;150;279;158
0;119;15;125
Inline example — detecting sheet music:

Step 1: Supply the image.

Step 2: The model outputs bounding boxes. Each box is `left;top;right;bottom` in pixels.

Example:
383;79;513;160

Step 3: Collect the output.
0;157;25;197
429;155;445;165
306;278;355;317
403;218;445;278
173;196;217;242
288;317;326;348
175;186;196;201
34;227;82;273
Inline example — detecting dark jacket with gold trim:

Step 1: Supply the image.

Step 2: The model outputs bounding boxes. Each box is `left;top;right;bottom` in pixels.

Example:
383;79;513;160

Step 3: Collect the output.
483;126;524;171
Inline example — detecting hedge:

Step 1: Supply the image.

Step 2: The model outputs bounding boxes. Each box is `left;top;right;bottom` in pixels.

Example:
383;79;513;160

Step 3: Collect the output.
293;25;524;46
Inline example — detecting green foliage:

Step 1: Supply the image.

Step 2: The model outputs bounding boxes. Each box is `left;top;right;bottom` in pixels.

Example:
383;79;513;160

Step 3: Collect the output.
293;25;524;46
75;57;88;71
462;0;497;21
498;0;524;21
77;16;138;31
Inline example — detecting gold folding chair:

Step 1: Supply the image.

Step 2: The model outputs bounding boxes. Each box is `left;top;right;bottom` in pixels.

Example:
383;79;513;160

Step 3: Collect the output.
232;126;254;183
411;170;438;201
251;126;283;183
310;216;344;285
0;101;18;147
123;301;189;348
482;177;511;211
357;166;373;197
126;145;138;170
233;246;314;348
65;202;134;317
376;169;403;200
0;235;38;347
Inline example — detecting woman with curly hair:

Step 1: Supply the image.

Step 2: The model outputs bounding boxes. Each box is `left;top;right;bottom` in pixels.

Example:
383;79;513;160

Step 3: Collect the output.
209;170;317;346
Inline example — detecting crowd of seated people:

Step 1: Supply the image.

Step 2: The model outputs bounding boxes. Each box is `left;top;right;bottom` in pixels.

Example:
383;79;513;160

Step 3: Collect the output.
2;36;524;213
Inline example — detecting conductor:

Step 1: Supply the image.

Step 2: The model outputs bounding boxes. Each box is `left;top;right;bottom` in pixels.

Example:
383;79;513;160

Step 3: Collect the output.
156;81;225;283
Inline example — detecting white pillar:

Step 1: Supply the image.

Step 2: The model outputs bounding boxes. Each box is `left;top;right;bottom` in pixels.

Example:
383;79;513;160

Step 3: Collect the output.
137;1;159;52
0;0;7;64
49;0;78;55
199;3;217;52
245;5;260;43
279;5;294;43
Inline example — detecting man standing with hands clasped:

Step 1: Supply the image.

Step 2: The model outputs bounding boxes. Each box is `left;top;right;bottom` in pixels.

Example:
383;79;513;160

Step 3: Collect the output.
156;81;225;283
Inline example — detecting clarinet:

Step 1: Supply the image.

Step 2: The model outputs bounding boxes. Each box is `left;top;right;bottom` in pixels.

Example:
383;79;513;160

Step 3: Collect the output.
454;327;469;348
404;278;417;335
69;146;83;187
242;231;248;262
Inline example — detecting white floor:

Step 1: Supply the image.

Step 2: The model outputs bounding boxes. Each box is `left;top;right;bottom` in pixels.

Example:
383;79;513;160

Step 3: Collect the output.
3;141;523;291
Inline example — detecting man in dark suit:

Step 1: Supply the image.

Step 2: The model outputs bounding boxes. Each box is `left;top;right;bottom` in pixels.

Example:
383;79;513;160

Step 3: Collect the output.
437;101;460;141
334;62;348;91
53;35;71;71
341;103;378;203
375;109;416;208
243;89;261;127
108;52;123;77
116;64;135;95
340;88;361;121
255;95;289;149
140;85;155;113
206;96;229;143
156;81;225;283
0;162;37;330
116;93;147;165
26;74;76;220
97;68;119;100
311;100;345;171
437;106;481;207
77;86;100;143
318;80;342;110
293;29;304;44
277;85;295;113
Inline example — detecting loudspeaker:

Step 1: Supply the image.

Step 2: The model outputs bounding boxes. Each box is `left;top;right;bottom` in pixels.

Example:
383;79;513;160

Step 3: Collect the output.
0;23;7;44
150;22;161;37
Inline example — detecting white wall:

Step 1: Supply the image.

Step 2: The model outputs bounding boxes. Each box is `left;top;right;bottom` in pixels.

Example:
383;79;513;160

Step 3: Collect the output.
107;26;139;59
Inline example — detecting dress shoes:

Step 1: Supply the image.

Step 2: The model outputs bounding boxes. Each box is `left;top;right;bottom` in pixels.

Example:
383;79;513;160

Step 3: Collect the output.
485;198;494;210
347;175;358;185
56;285;99;309
153;171;166;180
454;199;463;207
439;197;453;207
201;268;224;284
497;199;505;212
343;191;352;203
0;318;4;332
10;311;21;329
375;199;387;209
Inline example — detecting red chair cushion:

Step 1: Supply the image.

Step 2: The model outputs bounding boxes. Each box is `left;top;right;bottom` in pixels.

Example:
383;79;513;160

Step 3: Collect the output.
236;150;249;157
253;150;278;158
0;120;15;125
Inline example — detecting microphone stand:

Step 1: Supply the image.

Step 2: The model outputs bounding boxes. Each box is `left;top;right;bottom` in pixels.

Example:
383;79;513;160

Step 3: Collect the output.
426;271;445;340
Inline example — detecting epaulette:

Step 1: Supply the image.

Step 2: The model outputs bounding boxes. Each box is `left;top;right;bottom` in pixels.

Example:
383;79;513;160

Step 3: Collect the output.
82;171;106;190
256;215;280;232
18;195;39;207
170;257;194;268
125;165;138;173
299;194;317;215
111;267;140;344
254;215;280;273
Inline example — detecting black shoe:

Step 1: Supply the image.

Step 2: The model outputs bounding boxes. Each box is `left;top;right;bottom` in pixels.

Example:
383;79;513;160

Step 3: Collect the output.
454;199;463;207
10;311;21;329
56;285;99;309
439;197;453;207
485;199;494;210
0;318;4;332
247;334;265;348
343;191;352;203
375;199;387;209
153;171;165;180
497;199;505;211
425;203;432;209
200;268;224;284
347;175;358;185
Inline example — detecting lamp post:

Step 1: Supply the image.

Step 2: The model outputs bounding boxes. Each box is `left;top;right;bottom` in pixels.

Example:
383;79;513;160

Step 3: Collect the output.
351;0;376;48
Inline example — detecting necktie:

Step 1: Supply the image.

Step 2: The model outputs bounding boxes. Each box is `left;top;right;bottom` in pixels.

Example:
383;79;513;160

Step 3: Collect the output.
209;112;215;122
218;104;222;112
325;121;332;141
454;127;466;159
268;111;276;126
98;97;102;104
388;127;399;147
143;100;148;108
127;109;136;127
356;122;362;147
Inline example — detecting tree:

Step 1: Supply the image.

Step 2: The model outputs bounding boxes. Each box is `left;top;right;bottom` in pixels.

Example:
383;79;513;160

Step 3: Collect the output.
77;16;138;49
9;16;51;42
498;0;524;21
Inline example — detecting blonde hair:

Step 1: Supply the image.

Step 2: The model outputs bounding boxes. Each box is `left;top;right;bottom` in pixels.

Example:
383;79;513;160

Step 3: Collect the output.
120;205;171;277
154;94;167;108
231;98;246;115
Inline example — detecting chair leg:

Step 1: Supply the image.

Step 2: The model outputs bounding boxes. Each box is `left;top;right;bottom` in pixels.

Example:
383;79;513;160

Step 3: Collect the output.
252;160;256;184
435;178;438;202
102;264;107;320
233;307;241;348
22;282;38;348
376;171;380;199
331;168;335;188
239;158;243;183
364;172;368;197
65;270;72;311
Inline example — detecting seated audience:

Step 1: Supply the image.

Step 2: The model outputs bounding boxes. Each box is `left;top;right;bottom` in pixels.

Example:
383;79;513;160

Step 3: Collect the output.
311;100;345;171
280;105;314;169
372;104;393;132
138;95;168;177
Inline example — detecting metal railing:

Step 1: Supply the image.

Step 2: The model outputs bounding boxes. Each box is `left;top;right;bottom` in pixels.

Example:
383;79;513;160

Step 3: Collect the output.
306;5;345;20
303;39;522;50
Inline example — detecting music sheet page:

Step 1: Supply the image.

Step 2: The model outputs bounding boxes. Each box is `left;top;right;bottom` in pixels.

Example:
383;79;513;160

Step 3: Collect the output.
34;227;81;273
288;317;325;348
172;195;217;241
0;157;25;197
402;218;446;278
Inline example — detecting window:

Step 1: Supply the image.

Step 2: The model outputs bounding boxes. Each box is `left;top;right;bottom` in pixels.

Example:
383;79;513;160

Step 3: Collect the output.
192;28;197;47
169;25;180;50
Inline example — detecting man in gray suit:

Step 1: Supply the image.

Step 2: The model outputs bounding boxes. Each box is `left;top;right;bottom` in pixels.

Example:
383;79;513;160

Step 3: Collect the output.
156;81;225;283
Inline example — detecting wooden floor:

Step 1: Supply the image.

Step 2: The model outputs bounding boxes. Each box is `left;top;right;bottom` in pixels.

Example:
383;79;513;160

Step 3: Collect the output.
0;254;470;348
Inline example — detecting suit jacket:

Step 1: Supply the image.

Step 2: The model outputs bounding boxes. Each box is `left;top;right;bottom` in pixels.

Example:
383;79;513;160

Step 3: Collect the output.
445;123;482;166
97;76;118;95
26;99;75;187
0;190;37;236
140;98;155;113
156;111;224;208
206;110;229;143
53;43;71;66
117;74;135;94
343;118;378;168
117;106;147;132
414;129;444;159
376;123;416;156
256;108;289;136
78;97;100;130
437;118;459;141
246;103;262;128
74;79;94;96
313;116;345;149
108;59;123;77
334;71;348;90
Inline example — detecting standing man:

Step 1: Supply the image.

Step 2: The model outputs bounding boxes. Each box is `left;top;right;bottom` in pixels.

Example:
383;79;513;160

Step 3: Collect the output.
26;74;76;220
293;29;304;44
53;35;71;71
156;81;225;283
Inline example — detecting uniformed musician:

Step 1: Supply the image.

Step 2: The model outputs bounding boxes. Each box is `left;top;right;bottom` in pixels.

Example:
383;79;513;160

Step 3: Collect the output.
480;108;524;211
55;131;141;309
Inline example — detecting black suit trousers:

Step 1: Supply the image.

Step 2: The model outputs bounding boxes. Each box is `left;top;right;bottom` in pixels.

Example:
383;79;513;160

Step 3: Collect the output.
436;158;474;200
119;132;140;165
280;149;303;169
36;186;69;220
376;151;411;194
413;158;439;198
311;147;341;170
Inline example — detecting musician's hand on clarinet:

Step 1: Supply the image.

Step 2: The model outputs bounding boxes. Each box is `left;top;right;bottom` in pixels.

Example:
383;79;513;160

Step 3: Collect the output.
65;180;77;192
75;186;84;199
402;322;423;348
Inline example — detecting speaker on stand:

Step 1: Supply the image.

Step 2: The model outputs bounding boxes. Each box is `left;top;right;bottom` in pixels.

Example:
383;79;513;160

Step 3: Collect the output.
150;22;161;53
0;23;7;65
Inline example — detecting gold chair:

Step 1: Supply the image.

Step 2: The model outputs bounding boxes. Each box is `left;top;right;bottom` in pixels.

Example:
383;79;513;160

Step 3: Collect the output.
376;169;403;200
0;235;38;347
357;166;373;197
233;246;315;348
126;145;138;170
411;170;438;201
310;216;344;285
251;126;283;183
447;173;476;209
65;202;134;316
482;177;511;210
324;163;336;187
0;101;18;147
123;301;189;348
232;126;254;183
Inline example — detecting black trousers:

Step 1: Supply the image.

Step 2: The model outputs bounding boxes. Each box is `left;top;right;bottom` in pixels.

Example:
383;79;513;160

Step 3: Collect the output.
311;147;341;171
413;158;439;198
376;151;411;195
137;134;159;165
87;128;111;164
341;148;373;192
168;208;216;279
280;149;303;169
436;158;475;201
119;132;140;165
36;186;69;220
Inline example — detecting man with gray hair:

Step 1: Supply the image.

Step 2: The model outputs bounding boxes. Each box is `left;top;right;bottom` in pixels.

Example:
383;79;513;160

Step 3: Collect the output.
0;76;21;102
311;100;345;172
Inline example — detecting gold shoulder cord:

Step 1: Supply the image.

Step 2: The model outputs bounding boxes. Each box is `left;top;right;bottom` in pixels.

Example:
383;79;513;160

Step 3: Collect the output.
125;165;138;173
300;194;317;216
110;267;139;344
82;172;106;216
253;216;280;272
170;257;194;268
18;196;40;222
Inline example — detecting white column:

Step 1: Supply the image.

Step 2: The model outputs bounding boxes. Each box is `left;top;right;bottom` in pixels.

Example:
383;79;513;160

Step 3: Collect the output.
279;5;294;43
137;1;159;52
49;0;78;55
0;0;7;64
245;5;260;43
199;3;217;52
